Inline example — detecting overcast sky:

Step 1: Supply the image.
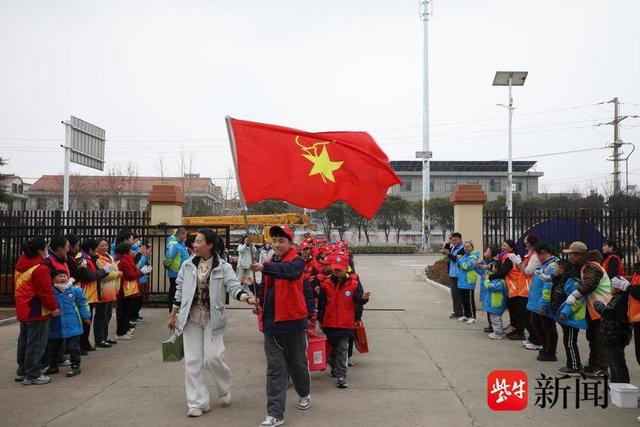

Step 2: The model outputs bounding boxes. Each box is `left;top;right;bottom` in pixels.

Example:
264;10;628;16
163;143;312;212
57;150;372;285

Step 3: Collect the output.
1;0;639;195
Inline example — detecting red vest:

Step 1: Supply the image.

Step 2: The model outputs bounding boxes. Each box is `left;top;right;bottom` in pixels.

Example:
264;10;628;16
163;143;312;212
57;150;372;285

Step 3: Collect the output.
260;248;308;323
302;258;317;283
320;273;360;330
602;253;625;277
47;254;70;277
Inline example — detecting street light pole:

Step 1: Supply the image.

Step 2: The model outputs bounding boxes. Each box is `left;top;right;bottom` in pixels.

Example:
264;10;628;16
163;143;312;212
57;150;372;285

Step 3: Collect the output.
420;0;431;251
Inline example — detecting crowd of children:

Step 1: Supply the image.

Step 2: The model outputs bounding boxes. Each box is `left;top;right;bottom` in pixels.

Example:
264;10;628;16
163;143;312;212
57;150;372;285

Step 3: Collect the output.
14;229;151;385
445;233;637;383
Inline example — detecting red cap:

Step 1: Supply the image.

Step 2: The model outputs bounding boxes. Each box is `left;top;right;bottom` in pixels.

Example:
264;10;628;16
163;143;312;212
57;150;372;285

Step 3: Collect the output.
331;254;349;271
269;225;294;242
299;240;313;251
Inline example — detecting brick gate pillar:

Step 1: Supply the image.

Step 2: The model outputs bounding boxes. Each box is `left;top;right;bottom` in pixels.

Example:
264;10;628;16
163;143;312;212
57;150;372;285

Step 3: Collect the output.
450;184;487;255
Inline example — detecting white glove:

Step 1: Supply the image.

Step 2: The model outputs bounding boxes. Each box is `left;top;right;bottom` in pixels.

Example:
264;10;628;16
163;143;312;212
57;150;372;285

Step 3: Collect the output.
534;269;550;281
612;276;630;291
80;259;88;268
141;265;152;274
508;253;521;264
66;278;76;286
103;264;115;273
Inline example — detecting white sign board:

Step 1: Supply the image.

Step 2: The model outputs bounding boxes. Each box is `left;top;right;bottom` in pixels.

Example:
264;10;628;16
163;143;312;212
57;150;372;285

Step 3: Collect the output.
68;116;106;171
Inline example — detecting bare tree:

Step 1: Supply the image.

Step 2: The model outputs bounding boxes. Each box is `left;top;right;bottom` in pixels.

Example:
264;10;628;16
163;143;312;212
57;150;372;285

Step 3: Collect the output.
103;161;140;210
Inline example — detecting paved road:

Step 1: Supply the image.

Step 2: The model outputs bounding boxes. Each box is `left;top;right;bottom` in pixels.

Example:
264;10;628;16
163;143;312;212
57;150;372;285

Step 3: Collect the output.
0;255;638;426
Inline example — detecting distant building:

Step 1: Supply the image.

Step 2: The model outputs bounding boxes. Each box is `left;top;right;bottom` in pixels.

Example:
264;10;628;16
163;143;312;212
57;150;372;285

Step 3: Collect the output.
27;174;223;215
390;160;543;202
0;175;30;211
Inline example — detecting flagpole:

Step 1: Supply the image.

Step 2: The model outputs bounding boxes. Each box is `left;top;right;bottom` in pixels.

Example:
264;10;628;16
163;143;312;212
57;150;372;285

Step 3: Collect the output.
225;116;259;288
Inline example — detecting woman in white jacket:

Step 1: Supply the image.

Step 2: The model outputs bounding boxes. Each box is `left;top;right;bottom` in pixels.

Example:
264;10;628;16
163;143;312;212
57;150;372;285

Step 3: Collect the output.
168;228;258;418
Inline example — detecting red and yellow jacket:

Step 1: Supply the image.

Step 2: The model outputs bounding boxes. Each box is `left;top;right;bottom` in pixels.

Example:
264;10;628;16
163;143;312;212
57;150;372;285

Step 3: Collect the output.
14;254;58;322
116;253;143;298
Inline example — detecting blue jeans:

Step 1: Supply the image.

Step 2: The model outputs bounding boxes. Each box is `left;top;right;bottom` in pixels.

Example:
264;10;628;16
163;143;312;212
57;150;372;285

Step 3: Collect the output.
17;320;50;379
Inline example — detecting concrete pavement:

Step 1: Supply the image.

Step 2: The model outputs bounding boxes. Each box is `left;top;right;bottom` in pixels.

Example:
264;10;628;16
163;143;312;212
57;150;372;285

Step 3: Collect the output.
0;254;638;426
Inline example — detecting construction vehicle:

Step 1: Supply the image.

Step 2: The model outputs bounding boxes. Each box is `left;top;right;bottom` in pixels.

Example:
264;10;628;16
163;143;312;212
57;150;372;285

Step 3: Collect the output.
182;213;316;244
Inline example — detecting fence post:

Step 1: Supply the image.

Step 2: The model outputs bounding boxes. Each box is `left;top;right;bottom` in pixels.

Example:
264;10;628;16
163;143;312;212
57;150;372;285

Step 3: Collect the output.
450;184;487;252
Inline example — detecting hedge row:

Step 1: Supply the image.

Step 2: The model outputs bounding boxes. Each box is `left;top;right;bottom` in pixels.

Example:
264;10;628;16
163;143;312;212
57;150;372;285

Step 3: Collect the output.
350;244;417;254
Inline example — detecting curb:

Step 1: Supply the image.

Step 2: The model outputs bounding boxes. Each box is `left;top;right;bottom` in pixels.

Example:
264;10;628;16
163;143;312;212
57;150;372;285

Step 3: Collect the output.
0;316;17;326
425;277;450;293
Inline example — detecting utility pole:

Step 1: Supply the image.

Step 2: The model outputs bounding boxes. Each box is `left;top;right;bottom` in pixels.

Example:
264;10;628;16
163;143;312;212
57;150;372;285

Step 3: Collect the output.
607;97;627;194
418;0;432;252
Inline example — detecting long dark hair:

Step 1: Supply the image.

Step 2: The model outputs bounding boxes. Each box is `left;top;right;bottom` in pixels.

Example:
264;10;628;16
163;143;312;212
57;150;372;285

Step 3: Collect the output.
22;238;46;258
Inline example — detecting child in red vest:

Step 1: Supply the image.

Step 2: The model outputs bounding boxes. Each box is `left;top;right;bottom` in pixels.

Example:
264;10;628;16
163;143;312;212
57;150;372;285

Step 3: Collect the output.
317;254;370;388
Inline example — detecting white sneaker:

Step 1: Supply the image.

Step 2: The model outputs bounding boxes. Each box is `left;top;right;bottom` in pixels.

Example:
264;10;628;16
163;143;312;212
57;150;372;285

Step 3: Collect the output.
525;342;543;350
488;332;504;340
219;392;231;407
457;316;468;322
521;340;530;348
466;318;477;325
127;328;135;336
187;405;210;417
260;416;284;427
61;359;72;367
116;334;132;341
298;395;311;410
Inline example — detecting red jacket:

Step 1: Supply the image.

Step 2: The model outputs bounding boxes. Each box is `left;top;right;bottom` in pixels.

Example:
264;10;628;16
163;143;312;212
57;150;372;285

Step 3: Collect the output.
46;253;70;277
318;273;363;330
260;248;308;323
116;253;144;298
14;254;58;322
302;258;317;283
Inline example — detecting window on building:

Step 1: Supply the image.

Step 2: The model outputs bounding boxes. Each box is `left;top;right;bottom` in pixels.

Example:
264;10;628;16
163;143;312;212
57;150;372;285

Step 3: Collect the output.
444;180;457;192
430;179;435;192
400;180;412;192
21;200;26;211
18;184;23;194
489;179;502;192
513;180;523;192
11;183;17;193
126;198;140;211
99;198;109;210
36;198;47;210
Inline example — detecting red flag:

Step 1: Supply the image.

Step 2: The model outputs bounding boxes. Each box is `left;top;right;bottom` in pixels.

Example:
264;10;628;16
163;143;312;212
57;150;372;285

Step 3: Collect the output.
228;118;402;219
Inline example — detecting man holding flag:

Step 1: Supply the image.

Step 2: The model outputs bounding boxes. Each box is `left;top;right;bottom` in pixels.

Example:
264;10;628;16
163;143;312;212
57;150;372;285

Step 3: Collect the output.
227;117;400;427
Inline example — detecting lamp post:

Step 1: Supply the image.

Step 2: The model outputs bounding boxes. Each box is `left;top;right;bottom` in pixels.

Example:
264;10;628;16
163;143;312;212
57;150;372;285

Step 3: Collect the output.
492;71;528;237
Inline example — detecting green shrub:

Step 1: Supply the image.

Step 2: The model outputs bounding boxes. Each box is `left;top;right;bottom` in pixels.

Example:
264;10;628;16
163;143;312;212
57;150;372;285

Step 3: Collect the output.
426;258;451;286
350;244;417;254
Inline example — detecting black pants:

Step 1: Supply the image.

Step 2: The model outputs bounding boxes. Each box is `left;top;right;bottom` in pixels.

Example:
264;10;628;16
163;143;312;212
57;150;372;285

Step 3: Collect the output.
586;314;608;370
507;296;528;333
168;277;177;312
530;312;558;354
561;325;582;370
635;323;640;365
449;277;463;317
93;302;110;344
132;294;143;319
48;336;81;369
80;303;96;349
459;289;476;319
327;334;349;378
348;336;354;358
16;320;49;379
606;338;630;383
264;331;310;419
116;297;132;336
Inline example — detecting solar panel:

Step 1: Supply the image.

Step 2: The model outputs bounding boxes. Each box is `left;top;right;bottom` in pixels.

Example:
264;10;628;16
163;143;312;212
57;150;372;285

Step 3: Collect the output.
390;160;536;173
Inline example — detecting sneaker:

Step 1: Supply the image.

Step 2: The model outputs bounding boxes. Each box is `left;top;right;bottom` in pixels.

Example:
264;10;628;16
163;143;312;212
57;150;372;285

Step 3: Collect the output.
116;334;132;341
127;328;135;336
524;342;544;351
260;416;284;427
187;405;210;417
347;357;355;367
106;339;118;345
536;352;557;362
66;367;81;377
298;395;311;410
449;312;459;319
136;317;144;323
129;321;137;328
484;327;494;333
466;318;477;325
61;359;72;366
503;325;515;334
557;366;582;377
488;332;504;340
506;332;526;341
582;365;595;374
457;316;468;322
96;341;112;348
521;340;530;347
585;368;608;379
337;377;348;389
43;367;59;375
14;375;25;382
23;375;51;385
219;392;231;407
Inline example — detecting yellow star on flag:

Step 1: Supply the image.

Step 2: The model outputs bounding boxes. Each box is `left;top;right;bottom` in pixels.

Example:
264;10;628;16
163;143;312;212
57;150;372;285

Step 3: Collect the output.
302;145;343;183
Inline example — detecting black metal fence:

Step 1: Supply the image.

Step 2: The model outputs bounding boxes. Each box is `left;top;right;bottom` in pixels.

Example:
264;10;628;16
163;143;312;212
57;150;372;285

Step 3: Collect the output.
0;210;230;306
483;208;640;274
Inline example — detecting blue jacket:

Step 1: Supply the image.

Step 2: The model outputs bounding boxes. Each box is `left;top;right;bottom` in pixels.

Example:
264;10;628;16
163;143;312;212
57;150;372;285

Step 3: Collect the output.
165;236;190;279
475;261;491;303
48;285;91;339
457;251;480;290
526;257;558;317
136;255;149;285
555;277;588;329
448;243;464;278
482;277;508;315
